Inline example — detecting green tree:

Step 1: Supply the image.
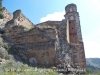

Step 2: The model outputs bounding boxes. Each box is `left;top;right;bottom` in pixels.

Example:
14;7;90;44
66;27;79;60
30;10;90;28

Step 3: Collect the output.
0;0;3;19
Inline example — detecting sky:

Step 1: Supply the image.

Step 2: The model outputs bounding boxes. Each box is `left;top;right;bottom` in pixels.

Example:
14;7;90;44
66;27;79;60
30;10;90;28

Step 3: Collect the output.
2;0;100;58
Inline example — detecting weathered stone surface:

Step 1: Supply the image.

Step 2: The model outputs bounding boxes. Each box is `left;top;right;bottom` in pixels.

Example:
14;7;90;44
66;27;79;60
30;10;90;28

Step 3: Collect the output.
64;3;86;68
0;19;6;29
0;7;12;29
2;3;86;69
2;7;13;22
3;26;61;67
4;9;34;30
36;21;62;38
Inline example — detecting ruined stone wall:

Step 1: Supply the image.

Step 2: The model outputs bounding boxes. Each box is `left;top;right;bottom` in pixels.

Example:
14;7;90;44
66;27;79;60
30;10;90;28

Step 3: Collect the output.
2;7;13;22
78;42;86;68
36;21;71;65
36;21;61;29
64;3;86;69
13;10;34;29
26;48;59;67
0;7;13;29
4;10;34;30
69;44;80;67
36;21;62;38
57;19;71;64
0;19;6;29
68;20;78;43
2;4;86;68
69;43;86;68
3;26;61;67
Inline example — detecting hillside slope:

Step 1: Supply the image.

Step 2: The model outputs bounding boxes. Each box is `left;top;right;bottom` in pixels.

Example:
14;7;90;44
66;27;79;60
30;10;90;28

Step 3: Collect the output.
86;58;100;70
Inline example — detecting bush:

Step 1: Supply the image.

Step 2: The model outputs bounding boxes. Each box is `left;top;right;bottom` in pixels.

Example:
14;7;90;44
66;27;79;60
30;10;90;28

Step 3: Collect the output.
0;47;8;58
0;0;3;19
5;54;14;60
0;13;3;19
0;60;59;75
2;43;9;50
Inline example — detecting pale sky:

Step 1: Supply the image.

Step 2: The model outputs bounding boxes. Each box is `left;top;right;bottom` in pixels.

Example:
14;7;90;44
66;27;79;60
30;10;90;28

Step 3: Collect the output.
3;0;100;58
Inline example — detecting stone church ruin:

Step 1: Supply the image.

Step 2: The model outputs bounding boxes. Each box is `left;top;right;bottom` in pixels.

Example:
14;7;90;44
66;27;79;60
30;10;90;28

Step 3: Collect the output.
0;3;86;70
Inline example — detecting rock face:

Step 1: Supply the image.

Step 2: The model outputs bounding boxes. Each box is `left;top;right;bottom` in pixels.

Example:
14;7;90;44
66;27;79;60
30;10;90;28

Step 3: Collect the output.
2;7;13;22
2;3;86;69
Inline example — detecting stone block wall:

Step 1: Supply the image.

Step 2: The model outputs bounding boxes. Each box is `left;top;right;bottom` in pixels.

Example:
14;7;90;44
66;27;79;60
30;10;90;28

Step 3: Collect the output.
4;9;34;31
2;7;13;22
3;26;61;67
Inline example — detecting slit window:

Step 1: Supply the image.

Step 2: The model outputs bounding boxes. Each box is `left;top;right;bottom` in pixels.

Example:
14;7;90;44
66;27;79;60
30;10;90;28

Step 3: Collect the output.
69;21;71;23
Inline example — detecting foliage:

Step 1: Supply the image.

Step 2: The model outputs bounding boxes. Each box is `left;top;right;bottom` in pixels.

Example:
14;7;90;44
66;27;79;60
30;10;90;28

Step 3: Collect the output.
0;60;59;75
0;0;3;19
2;42;9;50
86;69;93;73
0;47;8;58
85;69;100;75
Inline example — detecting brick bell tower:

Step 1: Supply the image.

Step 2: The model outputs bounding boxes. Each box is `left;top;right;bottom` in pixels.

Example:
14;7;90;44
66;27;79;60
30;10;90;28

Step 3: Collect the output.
64;3;86;69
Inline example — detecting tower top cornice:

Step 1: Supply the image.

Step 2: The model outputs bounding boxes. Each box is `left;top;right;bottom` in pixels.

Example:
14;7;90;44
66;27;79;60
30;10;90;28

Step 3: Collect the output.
65;3;76;10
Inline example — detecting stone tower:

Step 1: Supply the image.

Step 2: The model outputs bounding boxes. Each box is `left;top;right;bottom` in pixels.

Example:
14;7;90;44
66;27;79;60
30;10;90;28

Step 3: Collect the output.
64;4;86;69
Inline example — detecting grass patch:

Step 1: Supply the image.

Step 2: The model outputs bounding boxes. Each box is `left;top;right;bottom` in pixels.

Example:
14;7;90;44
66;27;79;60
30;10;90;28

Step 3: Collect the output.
0;60;59;75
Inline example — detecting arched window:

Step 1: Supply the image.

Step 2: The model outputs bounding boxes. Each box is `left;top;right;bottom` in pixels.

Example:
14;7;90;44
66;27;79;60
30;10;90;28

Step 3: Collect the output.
69;16;74;20
70;8;73;12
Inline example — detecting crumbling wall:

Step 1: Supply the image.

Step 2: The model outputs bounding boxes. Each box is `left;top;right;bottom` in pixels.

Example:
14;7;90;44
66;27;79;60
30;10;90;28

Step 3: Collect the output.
2;7;13;22
4;9;34;30
0;19;6;29
3;26;61;67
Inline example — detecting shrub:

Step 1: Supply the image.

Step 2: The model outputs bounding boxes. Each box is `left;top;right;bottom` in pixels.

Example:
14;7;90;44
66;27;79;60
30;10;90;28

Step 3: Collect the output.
2;43;9;50
0;13;3;19
0;0;3;19
0;47;8;58
5;54;14;60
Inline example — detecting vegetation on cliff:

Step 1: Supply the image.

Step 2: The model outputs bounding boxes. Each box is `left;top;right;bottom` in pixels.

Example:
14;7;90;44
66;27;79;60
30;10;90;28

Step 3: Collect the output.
0;0;3;19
